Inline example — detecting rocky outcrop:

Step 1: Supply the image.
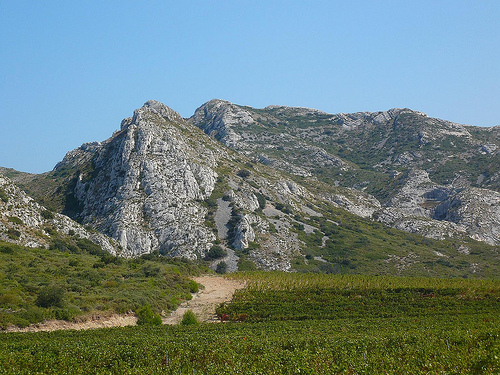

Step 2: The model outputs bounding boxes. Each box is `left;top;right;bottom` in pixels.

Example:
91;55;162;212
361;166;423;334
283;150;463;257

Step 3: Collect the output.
63;101;220;258
189;99;250;148
0;173;119;253
378;170;500;245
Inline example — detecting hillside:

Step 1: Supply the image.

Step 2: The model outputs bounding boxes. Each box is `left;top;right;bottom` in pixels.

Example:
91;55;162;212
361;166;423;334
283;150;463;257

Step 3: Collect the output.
1;100;499;277
191;100;500;246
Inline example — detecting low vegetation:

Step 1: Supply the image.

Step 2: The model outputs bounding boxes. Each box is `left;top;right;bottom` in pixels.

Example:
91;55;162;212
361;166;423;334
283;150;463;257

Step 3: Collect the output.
0;272;498;374
0;241;207;329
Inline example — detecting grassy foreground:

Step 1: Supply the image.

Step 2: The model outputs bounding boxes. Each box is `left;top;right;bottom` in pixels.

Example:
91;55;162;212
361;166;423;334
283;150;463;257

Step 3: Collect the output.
1;272;499;374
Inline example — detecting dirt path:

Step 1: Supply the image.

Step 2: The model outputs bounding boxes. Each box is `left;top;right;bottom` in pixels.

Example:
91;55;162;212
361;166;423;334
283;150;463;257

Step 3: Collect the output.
163;276;245;324
4;276;244;333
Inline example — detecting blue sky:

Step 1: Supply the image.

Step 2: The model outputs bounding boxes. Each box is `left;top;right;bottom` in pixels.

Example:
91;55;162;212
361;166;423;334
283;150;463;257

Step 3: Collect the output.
1;1;499;173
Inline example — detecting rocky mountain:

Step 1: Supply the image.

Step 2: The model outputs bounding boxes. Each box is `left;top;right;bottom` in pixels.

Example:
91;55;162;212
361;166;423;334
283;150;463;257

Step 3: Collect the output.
2;100;499;277
191;100;500;246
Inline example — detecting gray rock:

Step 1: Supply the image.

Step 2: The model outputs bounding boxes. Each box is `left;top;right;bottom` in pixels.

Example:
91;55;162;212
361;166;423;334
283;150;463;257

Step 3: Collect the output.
66;101;219;258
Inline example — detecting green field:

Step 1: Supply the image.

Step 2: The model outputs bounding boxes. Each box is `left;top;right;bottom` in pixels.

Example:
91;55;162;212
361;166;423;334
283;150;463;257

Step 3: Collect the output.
1;272;499;374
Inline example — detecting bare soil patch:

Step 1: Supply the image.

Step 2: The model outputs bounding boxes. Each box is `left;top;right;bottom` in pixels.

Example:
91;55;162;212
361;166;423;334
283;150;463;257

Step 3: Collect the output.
163;276;245;324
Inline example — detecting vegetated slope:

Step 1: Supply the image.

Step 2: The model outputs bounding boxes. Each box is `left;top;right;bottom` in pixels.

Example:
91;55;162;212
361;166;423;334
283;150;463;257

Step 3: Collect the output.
191;99;500;246
0;240;205;329
1;273;499;374
3;100;500;276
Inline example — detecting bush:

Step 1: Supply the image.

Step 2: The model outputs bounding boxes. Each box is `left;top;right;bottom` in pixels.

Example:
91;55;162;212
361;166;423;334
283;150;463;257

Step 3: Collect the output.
50;238;79;253
255;192;267;210
0;188;8;203
41;210;55;220
238;258;257;271
8;216;23;225
216;261;227;274
237;169;251;178
204;245;227;261
7;228;21;240
142;264;161;277
36;285;65;308
181;310;199;325
54;308;72;321
0;242;18;253
188;280;199;293
136;305;162;326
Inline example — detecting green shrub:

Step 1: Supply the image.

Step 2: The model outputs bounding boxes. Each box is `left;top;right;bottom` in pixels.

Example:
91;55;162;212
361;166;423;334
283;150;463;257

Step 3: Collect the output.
188;280;199;293
76;238;103;255
238;258;257;271
7;216;23;225
181;310;199;325
50;238;79;253
7;228;21;239
255;192;267;210
53;308;72;321
0;242;18;253
136;305;162;326
41;210;55;220
142;264;161;277
216;261;227;274
204;245;227;261
0;188;8;203
237;169;251;178
36;285;65;308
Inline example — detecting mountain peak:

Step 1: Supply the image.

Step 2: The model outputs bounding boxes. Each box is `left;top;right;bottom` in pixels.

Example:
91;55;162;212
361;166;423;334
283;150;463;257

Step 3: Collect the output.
139;100;183;122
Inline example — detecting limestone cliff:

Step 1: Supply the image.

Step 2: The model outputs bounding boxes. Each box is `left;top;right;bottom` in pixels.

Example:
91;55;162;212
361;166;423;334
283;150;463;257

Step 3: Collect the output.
61;101;220;258
0;173;119;253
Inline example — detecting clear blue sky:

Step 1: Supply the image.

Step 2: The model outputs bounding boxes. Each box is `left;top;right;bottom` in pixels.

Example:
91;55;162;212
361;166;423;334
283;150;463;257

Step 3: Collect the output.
1;1;499;173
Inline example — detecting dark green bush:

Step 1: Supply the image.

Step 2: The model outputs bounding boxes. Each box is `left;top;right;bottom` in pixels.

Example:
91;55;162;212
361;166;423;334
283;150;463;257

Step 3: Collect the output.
0;242;18;253
188;280;199;293
41;210;55;220
76;238;103;255
136;305;162;326
255;192;267;210
36;285;65;308
216;261;227;274
204;245;227;261
53;308;72;321
237;169;251;178
0;188;8;203
237;258;257;271
7;216;23;225
7;228;21;239
142;264;161;277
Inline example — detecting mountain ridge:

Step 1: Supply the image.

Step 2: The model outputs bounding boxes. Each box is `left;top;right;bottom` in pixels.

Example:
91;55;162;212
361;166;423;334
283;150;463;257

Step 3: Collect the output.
1;99;499;277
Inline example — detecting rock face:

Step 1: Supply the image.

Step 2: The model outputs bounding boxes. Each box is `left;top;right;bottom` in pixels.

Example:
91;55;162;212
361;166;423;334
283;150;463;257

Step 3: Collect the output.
59;100;220;258
0;173;118;253
379;170;500;245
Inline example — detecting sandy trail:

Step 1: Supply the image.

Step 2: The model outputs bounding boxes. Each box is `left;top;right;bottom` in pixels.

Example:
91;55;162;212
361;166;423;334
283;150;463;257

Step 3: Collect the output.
4;276;244;332
163;276;245;324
